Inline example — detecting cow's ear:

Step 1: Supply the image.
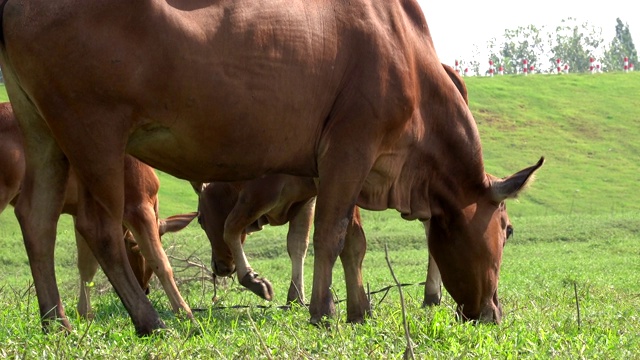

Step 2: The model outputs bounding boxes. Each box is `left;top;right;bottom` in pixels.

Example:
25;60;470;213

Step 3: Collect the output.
490;157;544;202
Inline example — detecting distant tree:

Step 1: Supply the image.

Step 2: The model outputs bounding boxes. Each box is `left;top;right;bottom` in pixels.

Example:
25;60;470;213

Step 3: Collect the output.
487;37;507;75
550;18;604;73
500;25;547;74
467;44;482;76
603;18;637;71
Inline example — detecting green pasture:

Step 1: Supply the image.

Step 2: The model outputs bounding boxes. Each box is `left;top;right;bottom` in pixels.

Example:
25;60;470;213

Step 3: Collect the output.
0;73;639;358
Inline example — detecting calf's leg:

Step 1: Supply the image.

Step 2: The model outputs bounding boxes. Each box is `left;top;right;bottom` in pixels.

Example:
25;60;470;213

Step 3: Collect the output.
423;254;442;306
422;221;442;306
124;205;193;319
75;221;100;319
285;198;314;305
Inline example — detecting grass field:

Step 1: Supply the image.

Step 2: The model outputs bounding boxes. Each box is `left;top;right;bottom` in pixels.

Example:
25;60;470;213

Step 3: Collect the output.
0;72;639;358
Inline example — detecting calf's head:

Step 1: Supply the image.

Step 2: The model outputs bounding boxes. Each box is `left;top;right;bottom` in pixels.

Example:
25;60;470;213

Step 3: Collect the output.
195;183;241;277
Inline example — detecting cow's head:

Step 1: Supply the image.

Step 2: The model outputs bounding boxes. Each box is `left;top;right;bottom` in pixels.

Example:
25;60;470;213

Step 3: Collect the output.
428;157;544;323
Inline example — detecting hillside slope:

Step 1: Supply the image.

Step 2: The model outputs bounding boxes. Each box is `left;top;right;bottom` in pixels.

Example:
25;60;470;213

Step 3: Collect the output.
467;72;640;216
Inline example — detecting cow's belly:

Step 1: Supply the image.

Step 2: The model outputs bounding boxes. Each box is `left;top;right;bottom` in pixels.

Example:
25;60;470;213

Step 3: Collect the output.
126;113;320;182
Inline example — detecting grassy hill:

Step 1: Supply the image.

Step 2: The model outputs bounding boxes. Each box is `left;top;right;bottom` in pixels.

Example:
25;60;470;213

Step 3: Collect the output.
468;72;640;217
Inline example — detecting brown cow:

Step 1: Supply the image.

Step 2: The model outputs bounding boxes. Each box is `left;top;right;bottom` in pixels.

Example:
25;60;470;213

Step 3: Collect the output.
0;102;197;319
0;0;543;335
196;62;465;307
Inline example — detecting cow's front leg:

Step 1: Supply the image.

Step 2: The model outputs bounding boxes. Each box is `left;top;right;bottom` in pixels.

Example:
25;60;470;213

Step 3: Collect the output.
309;185;364;325
423;253;442;306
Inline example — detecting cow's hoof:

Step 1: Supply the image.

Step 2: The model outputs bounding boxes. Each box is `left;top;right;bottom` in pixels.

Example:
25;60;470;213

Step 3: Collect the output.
309;315;332;329
77;305;95;320
134;318;166;337
346;306;371;324
42;318;73;334
422;293;442;307
286;283;305;306
240;272;274;301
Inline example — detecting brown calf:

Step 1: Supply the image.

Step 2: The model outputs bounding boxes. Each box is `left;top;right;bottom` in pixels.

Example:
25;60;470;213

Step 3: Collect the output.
194;177;452;308
194;176;316;304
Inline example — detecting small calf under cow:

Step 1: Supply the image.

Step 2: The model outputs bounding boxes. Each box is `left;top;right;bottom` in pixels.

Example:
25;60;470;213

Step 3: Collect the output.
0;102;197;319
194;176;369;322
193;176;316;305
194;177;452;308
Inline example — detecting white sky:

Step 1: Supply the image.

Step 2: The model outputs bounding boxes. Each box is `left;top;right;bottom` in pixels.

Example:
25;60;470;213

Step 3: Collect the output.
417;0;640;69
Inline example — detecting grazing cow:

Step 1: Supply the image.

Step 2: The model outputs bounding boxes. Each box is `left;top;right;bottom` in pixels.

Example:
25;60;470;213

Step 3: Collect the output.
195;62;465;307
0;0;543;335
0;102;197;319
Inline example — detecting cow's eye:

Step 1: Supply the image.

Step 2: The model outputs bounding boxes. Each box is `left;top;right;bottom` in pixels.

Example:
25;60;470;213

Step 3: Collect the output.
506;225;514;239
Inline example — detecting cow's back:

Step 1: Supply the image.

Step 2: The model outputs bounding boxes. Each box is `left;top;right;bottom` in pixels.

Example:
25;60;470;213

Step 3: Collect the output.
0;0;441;185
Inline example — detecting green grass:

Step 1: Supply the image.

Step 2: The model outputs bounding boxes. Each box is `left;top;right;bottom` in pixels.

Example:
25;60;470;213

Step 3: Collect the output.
1;73;640;358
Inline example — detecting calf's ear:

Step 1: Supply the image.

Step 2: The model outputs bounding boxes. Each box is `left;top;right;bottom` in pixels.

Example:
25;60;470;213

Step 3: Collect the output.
159;212;199;235
490;157;544;202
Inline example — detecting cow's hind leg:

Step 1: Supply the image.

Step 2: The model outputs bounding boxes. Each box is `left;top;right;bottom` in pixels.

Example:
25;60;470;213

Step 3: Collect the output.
16;142;71;332
9;95;72;333
285;198;314;305
52;110;164;336
339;207;370;323
73;172;164;336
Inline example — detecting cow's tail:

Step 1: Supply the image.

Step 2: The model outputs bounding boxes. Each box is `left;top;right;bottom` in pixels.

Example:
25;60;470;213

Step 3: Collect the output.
0;0;9;45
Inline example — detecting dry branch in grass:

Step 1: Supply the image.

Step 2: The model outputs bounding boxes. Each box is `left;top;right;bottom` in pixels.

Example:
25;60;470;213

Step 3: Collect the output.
384;244;415;360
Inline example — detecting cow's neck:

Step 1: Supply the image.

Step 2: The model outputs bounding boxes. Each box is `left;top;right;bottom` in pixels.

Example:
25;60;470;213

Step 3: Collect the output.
421;101;487;216
358;96;486;220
